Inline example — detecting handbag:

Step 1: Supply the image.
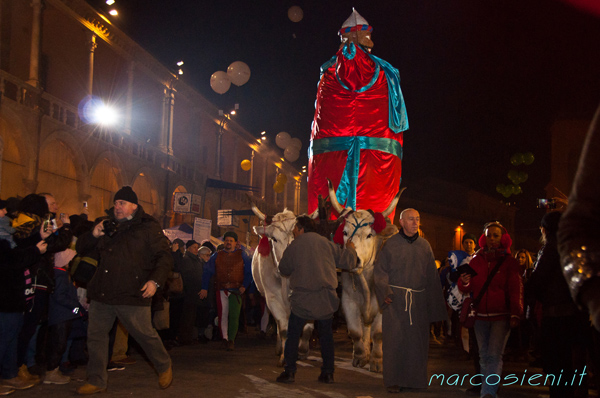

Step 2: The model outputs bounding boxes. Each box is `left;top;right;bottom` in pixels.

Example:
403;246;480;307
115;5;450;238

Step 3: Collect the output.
459;256;506;328
70;255;98;285
166;272;184;294
459;297;477;328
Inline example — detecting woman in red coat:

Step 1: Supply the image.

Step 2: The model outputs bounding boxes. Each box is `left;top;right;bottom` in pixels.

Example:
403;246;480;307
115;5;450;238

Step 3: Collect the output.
459;222;523;398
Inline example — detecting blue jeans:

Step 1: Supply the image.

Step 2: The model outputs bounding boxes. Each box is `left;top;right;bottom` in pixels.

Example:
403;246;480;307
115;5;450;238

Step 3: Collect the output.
474;319;511;398
47;320;73;370
0;312;24;380
284;312;334;375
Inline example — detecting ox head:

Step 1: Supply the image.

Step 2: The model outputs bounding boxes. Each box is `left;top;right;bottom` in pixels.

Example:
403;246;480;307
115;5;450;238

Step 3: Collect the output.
251;204;296;266
327;179;404;267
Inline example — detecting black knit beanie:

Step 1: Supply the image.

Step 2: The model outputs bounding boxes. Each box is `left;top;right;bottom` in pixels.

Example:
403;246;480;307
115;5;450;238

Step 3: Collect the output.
114;186;138;205
462;233;477;244
223;231;238;241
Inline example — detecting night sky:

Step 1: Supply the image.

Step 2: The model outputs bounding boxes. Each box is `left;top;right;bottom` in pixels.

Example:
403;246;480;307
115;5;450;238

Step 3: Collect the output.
88;0;600;234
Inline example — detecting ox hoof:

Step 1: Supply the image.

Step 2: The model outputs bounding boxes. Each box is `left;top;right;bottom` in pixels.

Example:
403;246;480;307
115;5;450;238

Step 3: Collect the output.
352;357;369;368
369;360;383;373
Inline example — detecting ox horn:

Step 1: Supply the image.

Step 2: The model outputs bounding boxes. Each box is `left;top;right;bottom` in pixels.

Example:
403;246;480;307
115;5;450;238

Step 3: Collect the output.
382;186;407;218
250;202;266;221
327;179;345;214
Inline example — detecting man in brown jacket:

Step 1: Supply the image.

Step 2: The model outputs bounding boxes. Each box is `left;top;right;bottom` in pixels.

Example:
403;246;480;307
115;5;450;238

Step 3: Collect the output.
199;231;252;351
276;216;357;384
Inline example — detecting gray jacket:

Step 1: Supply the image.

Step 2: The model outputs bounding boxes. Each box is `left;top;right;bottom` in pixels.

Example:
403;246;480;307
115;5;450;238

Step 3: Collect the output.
279;232;358;320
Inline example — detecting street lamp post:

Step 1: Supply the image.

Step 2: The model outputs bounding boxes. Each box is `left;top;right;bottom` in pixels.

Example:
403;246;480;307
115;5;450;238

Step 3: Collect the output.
250;150;255;186
215;105;238;180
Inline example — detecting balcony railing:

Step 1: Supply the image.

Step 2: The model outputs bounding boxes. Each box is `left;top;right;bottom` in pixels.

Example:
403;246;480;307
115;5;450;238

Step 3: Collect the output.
0;70;198;183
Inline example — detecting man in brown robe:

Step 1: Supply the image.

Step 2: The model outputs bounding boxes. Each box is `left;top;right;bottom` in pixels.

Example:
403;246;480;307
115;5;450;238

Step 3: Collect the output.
374;208;447;393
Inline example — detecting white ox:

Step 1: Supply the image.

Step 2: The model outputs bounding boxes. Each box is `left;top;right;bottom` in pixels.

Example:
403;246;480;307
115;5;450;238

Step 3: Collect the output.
250;206;314;366
327;180;404;372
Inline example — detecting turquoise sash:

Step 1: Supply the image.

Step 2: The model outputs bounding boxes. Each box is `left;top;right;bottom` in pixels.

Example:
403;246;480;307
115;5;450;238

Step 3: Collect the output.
309;136;402;210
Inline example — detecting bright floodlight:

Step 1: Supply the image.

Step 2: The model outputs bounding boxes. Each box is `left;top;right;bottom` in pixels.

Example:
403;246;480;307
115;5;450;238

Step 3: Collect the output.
177;61;184;66
178;69;183;75
93;104;119;126
261;136;266;141
261;131;266;135
230;110;236;115
109;9;118;16
106;0;115;4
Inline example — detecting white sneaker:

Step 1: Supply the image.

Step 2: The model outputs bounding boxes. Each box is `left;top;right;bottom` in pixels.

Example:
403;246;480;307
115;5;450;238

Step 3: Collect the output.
43;368;70;385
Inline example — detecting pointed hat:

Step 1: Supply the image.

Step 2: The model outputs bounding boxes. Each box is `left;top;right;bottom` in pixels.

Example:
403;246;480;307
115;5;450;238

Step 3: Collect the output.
339;8;373;35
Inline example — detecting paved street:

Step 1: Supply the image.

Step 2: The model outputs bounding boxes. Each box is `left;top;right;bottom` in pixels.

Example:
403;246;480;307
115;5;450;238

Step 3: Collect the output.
12;326;596;398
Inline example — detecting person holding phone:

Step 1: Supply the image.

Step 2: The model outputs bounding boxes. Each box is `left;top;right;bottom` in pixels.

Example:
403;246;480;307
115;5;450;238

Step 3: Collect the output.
10;194;72;387
0;207;49;394
75;186;173;394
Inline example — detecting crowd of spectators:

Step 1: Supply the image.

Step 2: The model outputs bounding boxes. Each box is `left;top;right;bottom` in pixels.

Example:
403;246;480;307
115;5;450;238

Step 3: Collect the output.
2;183;600;397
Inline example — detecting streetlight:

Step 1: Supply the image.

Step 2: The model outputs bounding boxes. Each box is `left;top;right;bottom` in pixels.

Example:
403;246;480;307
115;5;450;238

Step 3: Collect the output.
105;0;115;4
78;96;119;126
108;9;118;16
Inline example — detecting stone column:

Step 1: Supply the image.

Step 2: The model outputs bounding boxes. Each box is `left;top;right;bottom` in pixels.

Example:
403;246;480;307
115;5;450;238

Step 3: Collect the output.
124;61;134;134
273;168;278;205
283;173;288;209
250;150;255;187
261;158;267;199
87;33;97;96
295;180;300;215
26;0;43;88
231;143;238;183
23;179;38;195
159;85;174;155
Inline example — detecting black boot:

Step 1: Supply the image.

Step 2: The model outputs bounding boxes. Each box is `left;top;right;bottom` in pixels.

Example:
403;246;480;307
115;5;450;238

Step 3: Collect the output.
317;372;334;383
276;371;295;384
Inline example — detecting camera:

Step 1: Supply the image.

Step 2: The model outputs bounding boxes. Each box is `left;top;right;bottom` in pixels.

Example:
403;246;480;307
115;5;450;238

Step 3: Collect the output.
102;219;119;237
537;198;557;209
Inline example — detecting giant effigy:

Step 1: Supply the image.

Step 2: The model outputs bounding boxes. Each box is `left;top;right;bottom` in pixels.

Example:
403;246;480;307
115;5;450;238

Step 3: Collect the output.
308;9;409;220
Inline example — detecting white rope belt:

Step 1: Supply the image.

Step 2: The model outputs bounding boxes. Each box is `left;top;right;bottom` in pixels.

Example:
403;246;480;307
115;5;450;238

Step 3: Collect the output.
389;285;425;325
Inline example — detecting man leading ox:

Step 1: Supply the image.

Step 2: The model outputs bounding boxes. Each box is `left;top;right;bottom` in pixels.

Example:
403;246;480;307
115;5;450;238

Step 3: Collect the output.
276;216;358;384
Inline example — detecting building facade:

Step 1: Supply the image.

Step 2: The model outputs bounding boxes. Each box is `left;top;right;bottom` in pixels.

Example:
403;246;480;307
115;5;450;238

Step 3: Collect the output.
0;0;306;246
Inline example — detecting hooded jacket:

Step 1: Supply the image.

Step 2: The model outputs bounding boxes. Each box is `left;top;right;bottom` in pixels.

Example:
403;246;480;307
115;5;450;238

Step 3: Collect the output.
0;239;42;312
458;228;523;321
12;212;72;295
76;205;173;306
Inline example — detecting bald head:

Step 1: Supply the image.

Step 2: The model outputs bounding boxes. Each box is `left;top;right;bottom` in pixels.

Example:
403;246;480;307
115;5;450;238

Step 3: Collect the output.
399;208;420;236
40;193;58;214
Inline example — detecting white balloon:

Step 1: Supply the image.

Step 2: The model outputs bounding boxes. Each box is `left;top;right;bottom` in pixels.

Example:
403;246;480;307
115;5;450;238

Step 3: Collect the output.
227;61;251;87
210;71;231;94
276;132;291;149
288;6;303;22
284;146;300;162
289;137;302;151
